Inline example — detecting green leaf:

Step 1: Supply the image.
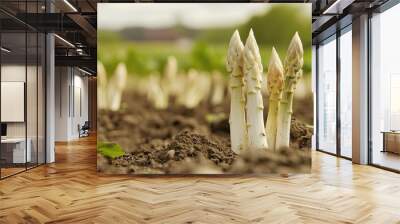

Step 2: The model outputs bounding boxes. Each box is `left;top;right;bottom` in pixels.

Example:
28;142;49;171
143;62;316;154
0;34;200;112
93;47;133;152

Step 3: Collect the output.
97;142;125;159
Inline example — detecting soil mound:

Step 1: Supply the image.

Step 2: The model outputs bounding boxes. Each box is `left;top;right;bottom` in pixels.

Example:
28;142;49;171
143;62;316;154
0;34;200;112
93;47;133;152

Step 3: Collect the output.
98;92;313;174
110;130;234;174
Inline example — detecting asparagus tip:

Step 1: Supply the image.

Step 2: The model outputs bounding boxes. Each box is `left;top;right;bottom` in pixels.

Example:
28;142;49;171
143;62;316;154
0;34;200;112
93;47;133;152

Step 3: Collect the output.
227;30;244;73
97;61;107;86
267;47;284;98
285;32;304;71
249;28;254;36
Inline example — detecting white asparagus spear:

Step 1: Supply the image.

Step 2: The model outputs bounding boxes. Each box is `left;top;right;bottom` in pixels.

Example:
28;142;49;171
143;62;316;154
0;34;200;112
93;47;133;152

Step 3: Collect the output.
275;32;304;150
108;62;127;111
162;56;178;98
227;30;248;154
97;61;108;109
243;29;268;150
147;74;168;109
211;71;225;106
265;47;284;151
164;56;177;80
182;70;211;108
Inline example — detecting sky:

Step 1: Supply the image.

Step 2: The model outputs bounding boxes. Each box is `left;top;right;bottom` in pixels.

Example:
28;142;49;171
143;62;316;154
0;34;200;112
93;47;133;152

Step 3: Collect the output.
98;3;272;30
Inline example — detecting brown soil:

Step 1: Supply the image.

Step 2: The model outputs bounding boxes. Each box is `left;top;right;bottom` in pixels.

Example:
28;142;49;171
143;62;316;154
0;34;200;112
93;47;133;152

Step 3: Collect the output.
97;91;313;174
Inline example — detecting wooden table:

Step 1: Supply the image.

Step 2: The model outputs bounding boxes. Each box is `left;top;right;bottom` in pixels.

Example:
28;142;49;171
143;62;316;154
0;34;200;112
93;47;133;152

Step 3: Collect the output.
382;131;400;154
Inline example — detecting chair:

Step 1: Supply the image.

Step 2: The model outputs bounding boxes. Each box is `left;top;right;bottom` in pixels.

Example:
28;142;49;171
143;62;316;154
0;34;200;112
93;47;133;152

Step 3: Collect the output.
79;121;90;138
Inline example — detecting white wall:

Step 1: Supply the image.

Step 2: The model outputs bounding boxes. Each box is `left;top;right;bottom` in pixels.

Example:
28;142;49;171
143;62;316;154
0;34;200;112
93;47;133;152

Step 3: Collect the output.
1;64;26;166
1;64;46;164
55;67;70;141
55;67;89;141
1;65;27;138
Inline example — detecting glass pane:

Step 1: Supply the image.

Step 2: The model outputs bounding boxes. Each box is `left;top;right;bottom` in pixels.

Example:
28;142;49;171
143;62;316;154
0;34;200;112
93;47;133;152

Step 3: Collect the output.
371;4;400;171
0;1;46;178
1;30;27;177
38;33;45;165
26;0;40;169
318;37;337;154
27;31;38;169
340;29;352;158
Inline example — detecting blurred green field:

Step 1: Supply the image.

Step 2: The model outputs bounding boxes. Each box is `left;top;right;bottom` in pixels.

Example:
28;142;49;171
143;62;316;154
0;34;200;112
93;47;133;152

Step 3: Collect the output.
98;4;311;78
98;32;312;78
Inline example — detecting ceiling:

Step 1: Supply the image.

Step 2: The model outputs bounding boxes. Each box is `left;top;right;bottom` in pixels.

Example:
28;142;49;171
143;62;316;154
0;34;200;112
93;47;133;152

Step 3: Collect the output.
311;0;391;39
0;0;393;73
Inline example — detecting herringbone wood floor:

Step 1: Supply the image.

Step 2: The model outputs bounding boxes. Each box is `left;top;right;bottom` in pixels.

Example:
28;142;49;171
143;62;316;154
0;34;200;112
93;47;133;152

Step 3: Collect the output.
1;135;400;224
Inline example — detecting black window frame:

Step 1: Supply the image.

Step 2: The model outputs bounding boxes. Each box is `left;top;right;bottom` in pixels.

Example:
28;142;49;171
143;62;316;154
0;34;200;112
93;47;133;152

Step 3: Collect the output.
0;0;47;180
314;18;352;160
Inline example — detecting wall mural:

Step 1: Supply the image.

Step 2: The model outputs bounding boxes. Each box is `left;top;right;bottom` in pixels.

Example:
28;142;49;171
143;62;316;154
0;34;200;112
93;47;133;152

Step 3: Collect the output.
97;3;313;174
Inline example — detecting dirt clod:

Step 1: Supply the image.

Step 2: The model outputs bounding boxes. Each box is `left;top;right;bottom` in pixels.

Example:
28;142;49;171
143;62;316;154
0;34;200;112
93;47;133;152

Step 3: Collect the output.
98;92;313;174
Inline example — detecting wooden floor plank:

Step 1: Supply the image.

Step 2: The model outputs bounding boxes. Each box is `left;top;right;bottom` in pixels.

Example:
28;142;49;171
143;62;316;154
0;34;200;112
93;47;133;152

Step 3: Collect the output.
0;135;399;223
